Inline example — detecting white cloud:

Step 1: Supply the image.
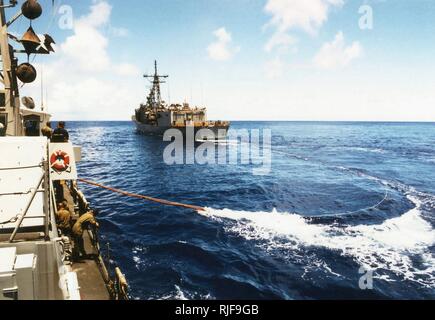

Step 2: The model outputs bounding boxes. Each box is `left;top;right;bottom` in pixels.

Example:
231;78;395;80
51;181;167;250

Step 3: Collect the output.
207;27;240;61
264;57;285;79
21;0;142;120
80;0;112;28
263;0;345;76
57;1;134;73
59;0;115;72
264;0;344;35
206;77;435;122
264;32;298;53
114;63;141;77
61;22;110;72
313;31;363;69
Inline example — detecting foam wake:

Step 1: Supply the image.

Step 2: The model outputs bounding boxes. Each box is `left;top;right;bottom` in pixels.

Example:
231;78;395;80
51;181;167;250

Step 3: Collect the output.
199;195;435;288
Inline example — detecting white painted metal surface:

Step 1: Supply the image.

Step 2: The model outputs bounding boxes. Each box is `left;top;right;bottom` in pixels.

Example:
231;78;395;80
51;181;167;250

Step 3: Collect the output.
0;137;47;230
15;254;38;300
49;143;78;181
65;272;81;300
0;247;16;274
0;247;18;300
15;254;36;269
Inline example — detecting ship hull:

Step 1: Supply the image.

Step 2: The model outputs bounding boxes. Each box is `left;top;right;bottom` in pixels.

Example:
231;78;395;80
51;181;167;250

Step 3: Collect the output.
133;120;229;140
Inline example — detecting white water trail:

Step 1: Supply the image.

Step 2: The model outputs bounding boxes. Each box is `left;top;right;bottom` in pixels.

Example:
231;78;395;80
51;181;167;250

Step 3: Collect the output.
199;195;435;288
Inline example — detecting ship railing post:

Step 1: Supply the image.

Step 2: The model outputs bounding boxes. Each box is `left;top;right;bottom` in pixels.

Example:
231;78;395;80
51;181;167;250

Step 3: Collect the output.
50;178;60;236
43;160;50;240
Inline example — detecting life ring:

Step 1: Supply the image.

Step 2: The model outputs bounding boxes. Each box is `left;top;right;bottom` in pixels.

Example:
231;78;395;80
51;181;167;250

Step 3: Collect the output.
50;150;70;173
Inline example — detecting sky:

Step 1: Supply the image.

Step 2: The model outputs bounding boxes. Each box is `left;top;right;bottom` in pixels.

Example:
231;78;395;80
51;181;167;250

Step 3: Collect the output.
11;0;435;121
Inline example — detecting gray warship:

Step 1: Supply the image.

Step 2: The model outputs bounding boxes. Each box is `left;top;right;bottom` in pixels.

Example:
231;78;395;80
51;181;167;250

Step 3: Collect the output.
0;0;128;300
133;61;230;140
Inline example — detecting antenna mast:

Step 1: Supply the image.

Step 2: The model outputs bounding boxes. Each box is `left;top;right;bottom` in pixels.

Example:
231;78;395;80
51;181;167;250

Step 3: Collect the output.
0;0;56;136
0;0;20;135
143;60;168;110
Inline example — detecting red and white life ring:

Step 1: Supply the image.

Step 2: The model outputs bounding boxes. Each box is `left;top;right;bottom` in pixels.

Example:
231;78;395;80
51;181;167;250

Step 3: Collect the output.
50;150;70;173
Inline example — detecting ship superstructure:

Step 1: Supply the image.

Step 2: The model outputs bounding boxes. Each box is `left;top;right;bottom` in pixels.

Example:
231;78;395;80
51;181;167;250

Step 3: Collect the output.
0;0;128;300
133;61;230;140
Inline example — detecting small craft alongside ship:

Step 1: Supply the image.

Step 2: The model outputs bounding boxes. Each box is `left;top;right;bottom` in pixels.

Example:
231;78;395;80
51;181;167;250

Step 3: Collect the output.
133;61;230;140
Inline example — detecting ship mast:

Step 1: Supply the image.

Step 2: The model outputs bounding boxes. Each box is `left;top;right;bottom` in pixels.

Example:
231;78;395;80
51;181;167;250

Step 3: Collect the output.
0;0;21;136
144;60;168;110
0;0;55;136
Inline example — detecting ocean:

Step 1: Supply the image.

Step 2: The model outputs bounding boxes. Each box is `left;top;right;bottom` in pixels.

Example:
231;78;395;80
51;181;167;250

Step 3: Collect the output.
68;121;435;300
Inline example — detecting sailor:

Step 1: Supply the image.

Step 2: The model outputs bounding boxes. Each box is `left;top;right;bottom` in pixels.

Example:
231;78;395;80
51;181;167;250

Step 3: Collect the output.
56;202;72;236
0;122;5;136
72;210;99;260
54;180;65;206
62;199;69;210
41;121;53;139
52;121;69;143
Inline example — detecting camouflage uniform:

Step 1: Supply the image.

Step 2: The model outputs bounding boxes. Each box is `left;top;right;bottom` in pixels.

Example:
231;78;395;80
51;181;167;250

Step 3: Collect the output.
56;208;71;235
72;212;98;259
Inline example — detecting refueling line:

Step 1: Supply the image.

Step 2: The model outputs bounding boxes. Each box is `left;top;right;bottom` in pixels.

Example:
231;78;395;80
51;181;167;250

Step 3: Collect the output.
77;179;205;212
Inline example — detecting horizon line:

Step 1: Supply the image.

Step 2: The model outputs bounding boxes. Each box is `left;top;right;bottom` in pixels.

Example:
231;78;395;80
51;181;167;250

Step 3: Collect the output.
51;119;435;123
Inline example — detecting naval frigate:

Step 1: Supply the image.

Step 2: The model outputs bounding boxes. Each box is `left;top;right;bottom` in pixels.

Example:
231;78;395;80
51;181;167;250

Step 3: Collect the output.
0;0;128;300
133;61;230;140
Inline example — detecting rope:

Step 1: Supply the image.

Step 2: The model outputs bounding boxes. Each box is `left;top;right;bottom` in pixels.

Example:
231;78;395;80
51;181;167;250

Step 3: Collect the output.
77;179;205;212
316;189;389;218
272;149;391;217
0;215;20;226
0;188;43;197
0;164;43;171
0;191;32;196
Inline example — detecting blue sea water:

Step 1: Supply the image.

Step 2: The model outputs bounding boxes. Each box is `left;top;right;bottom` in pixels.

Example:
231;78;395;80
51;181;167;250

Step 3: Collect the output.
68;121;435;300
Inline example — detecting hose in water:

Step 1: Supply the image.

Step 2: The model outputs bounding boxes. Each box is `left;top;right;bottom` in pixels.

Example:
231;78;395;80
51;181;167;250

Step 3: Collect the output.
77;179;205;212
